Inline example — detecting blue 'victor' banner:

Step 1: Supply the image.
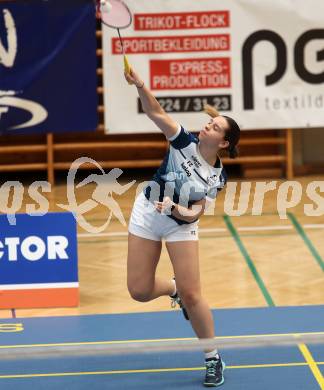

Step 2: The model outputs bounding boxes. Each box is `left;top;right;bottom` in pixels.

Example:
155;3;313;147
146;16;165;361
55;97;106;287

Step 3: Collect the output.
0;0;98;135
0;212;78;285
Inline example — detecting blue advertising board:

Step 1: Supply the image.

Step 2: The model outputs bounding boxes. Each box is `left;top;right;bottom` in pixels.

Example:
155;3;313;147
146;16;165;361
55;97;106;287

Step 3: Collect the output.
0;0;98;135
0;212;79;308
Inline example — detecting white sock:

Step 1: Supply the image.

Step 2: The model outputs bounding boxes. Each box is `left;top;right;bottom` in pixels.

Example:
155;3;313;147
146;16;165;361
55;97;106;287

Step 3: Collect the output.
205;349;220;360
170;279;177;297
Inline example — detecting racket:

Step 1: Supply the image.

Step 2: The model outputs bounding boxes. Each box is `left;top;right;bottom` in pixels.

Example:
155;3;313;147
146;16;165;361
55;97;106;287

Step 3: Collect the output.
96;0;132;77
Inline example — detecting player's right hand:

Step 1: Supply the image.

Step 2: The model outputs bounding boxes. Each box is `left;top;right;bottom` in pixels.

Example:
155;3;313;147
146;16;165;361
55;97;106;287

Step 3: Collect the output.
124;68;144;88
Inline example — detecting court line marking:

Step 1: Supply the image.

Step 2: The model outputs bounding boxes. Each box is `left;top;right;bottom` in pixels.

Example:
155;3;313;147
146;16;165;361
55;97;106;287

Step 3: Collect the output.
77;222;324;238
61;217;324;385
288;213;324;271
298;344;324;388
1;331;324;350
223;215;275;306
1;362;324;380
222;215;324;385
304;224;324;229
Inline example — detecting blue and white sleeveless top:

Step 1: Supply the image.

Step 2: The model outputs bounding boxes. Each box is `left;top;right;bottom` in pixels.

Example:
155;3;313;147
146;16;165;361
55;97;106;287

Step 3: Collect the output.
144;125;227;225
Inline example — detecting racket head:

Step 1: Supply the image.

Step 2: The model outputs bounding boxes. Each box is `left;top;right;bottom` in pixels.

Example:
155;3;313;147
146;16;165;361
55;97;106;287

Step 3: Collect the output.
97;0;132;29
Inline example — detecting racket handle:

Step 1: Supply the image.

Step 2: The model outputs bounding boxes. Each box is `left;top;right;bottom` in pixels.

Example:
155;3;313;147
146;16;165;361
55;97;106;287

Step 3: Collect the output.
124;55;132;84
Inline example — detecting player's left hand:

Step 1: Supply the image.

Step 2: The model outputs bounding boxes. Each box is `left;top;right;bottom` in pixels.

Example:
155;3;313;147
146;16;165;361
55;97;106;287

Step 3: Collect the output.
154;197;174;215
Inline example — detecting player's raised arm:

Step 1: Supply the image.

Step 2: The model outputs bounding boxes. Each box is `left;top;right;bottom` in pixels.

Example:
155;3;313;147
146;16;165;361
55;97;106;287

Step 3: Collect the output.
124;68;179;139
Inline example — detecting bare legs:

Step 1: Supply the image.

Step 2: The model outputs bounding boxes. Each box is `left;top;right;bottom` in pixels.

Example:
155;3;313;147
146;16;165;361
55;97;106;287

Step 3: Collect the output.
166;240;215;340
127;233;175;302
127;233;215;346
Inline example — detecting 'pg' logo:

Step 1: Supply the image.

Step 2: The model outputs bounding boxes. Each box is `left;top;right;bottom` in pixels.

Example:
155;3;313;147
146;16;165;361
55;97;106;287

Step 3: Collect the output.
0;236;69;261
242;29;324;109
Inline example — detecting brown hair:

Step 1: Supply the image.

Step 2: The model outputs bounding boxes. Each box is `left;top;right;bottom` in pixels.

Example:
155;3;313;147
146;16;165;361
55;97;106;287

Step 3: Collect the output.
203;105;240;159
222;115;240;159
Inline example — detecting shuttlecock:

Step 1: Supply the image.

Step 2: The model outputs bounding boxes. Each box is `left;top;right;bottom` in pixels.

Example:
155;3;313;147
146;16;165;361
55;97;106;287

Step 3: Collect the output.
100;0;112;13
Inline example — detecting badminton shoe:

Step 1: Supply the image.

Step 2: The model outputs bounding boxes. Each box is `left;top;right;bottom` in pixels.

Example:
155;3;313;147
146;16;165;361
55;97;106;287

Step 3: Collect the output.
204;357;226;387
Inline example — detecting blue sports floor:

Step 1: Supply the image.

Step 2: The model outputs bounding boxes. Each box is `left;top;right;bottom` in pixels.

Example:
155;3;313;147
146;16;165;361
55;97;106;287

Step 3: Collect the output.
0;306;324;389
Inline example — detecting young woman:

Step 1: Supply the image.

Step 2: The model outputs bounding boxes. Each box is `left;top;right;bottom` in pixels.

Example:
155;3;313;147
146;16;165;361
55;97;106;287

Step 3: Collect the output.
125;68;240;387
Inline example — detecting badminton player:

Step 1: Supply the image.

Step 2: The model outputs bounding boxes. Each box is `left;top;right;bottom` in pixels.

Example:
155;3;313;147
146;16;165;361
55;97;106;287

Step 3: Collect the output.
125;68;240;387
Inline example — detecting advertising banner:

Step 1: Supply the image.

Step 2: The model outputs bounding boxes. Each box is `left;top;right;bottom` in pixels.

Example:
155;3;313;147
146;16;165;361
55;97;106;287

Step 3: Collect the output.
103;0;324;132
0;0;98;135
0;212;79;309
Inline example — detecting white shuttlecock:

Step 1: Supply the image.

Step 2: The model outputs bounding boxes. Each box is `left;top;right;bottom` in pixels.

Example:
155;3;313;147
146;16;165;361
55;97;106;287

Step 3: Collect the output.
100;0;112;13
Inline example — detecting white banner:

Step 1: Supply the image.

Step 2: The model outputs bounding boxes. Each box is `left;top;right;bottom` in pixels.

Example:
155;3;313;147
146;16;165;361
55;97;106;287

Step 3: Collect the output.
102;0;324;133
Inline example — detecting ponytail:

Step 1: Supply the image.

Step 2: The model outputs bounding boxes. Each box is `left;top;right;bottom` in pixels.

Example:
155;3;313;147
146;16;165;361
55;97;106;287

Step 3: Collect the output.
223;115;240;160
203;104;220;118
228;145;239;159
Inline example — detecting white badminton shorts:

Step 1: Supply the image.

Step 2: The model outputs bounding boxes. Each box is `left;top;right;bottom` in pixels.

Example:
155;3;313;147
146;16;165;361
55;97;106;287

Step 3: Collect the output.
128;192;198;242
